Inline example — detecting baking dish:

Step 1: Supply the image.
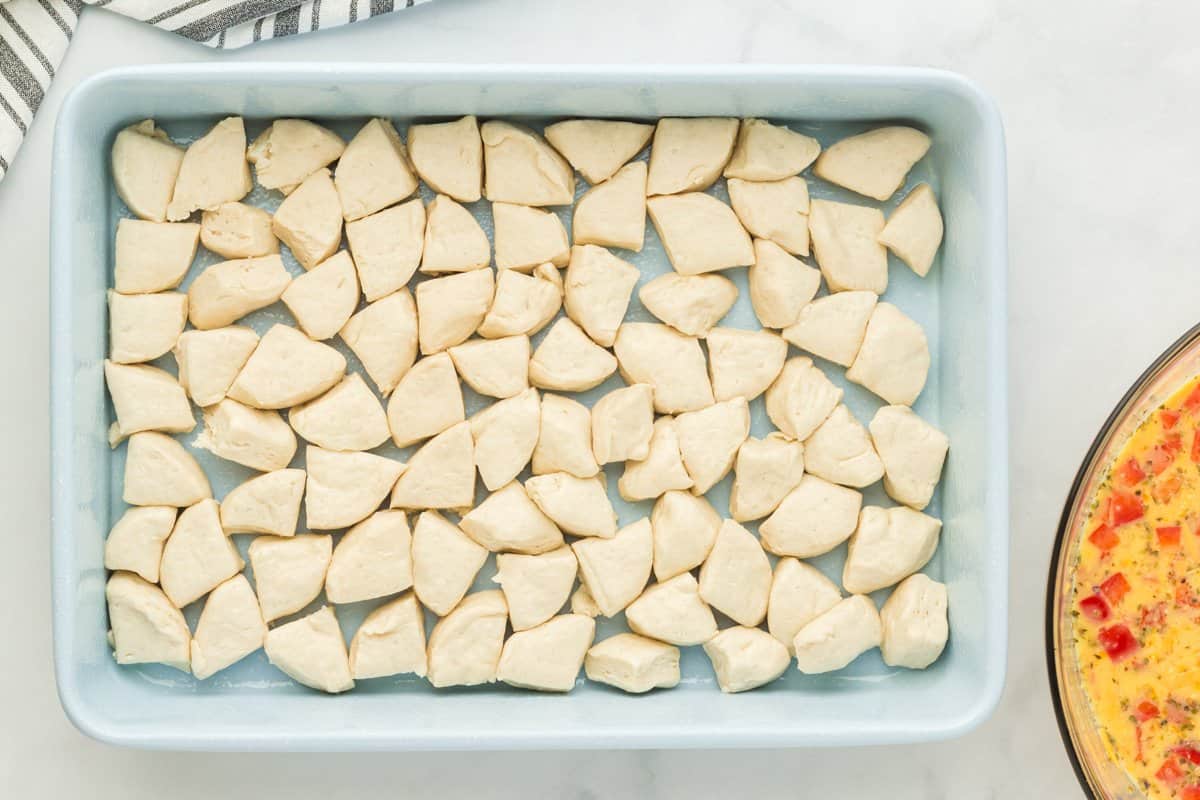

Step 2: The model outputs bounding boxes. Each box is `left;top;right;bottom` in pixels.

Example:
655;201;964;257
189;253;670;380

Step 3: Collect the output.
50;64;1008;750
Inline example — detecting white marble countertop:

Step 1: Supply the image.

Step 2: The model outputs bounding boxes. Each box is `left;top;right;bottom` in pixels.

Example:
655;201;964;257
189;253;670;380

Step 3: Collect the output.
6;0;1195;794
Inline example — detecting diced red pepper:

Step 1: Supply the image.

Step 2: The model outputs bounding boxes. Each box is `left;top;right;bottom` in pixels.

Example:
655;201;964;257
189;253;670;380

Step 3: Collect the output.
1184;383;1200;413
1159;525;1183;546
1136;701;1161;722
1110;491;1145;526
1175;747;1200;765
1117;457;1146;486
1157;758;1185;783
1155;474;1183;505
1101;573;1131;604
1140;602;1168;629
1098;624;1139;661
1149;446;1175;475
1193;430;1200;464
1181;786;1200;800
1164;409;1182;429
1165;434;1185;456
1089;524;1120;551
1079;594;1110;621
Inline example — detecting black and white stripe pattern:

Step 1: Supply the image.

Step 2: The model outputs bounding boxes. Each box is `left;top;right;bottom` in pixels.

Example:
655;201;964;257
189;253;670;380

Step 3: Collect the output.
0;0;428;182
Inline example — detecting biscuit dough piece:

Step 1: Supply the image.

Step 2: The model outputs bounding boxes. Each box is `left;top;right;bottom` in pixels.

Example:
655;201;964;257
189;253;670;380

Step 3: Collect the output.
843;506;942;595
494;203;569;271
186;254;291;330
647;193;754;275
808;199;888;294
108;291;188;364
767;558;842;654
112;120;185;223
613;323;713;414
106;571;191;672
271;168;343;269
564;245;640;347
525;473;617;539
477;268;562;339
650;490;720;581
869;405;948;511
411;510;488;616
846;303;930;406
280;250;360;340
114;219;200;294
201;202;278;259
469;388;540;491
646;117;738;195
420;194;491;274
174;326;259;408
461;480;564;554
543;119;654;184
390;420;476;509
637;273;738;337
591;383;654;464
698;519;771;627
325;510;413;604
764;357;842;441
729;433;805;522
880;573;949;669
759;474;863;558
349;593;428;679
782;290;877;367
247;119;344;195
748;239;821;329
219;468;305;537
497;614;595;692
415;268;495;354
333;118;418;221
572;518;653;618
727;177;810;255
104;360;195;443
159;499;244;608
724;118;821;181
264;605;354;693
494;546;578;631
385;352;464;447
167;117;252;221
406;115;483;203
879;183;943;277
341;289;418;396
706;327;787;402
248;533;332;622
195;398;296;471
122;431;211;507
571;161;648;252
304;446;405;529
528;317;618;392
792;594;882;674
675;397;750;495
625;572;717;646
805;405;885;489
703;626;790;693
227;324;346;409
190;574;268;680
618;416;694;502
105;506;176;583
426;590;508;687
448;335;530;399
814;126;931;201
585;632;680;694
482;121;575;206
287;372;383;450
532;393;599;478
345;199;425;301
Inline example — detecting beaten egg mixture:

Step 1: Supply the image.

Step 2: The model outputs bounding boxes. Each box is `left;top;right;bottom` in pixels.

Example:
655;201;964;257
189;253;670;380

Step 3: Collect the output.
1074;376;1200;798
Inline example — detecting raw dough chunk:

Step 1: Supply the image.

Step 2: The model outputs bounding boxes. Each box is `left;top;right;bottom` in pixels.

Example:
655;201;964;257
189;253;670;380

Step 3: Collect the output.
201;202;278;259
879;183;943;277
390;420;476;509
843;506;942;594
625;572;717;646
478;268;562;339
406;115;483;203
650;490;720;581
106;572;190;672
248;533;332;622
481;121;575;206
525;473;617;539
846;303;930;406
767;558;842;654
109;291;188;364
349;593;428;679
227;324;346;409
195;398;296;471
289;372;389;451
271;168;343;270
619;416;693;502
497;614;595;692
638;273;737;337
727;177;810;255
340;289;418;396
782;290;877;367
411;510;488;616
729;434;805;522
112;120;185;223
748;239;821;329
543;119;654;184
814;126;931;201
724;118;821;181
697;519;771;626
415;268;495;354
572;585;601;617
591;383;654;464
174;326;259;408
461;481;563;554
805;405;885;488
613;323;713;414
325;510;413;604
585;633;680;693
572;161;647;252
764;357;842;441
647;193;754;275
808;199;888;294
646;118;738;195
247;119;344;195
494;546;578;630
759;474;863;558
421;194;491;274
104;360;194;443
880;573;948;669
122;431;211;507
529;317;618;392
426;590;508;687
264;606;354;693
469;388;540;491
333;118;418;221
304;446;404;529
190;574;267;680
280;250;360;340
448;335;530;399
385;352;464;447
703;626;790;693
114;219;200;294
572;518;653;617
345;199;425;301
167;117;251;221
494;203;569;271
186;254;291;330
706;327;787;402
105;506;176;583
793;595;882;674
870;405;948;511
564;245;640;347
675;397;750;495
219;468;305;537
159;499;244;608
532;393;599;478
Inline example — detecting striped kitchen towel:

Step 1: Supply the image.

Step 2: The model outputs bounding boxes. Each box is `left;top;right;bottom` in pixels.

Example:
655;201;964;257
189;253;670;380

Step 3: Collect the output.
0;0;431;182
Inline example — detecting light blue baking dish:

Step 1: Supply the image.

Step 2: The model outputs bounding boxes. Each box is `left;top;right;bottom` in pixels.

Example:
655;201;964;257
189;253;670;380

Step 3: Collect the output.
50;64;1008;751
